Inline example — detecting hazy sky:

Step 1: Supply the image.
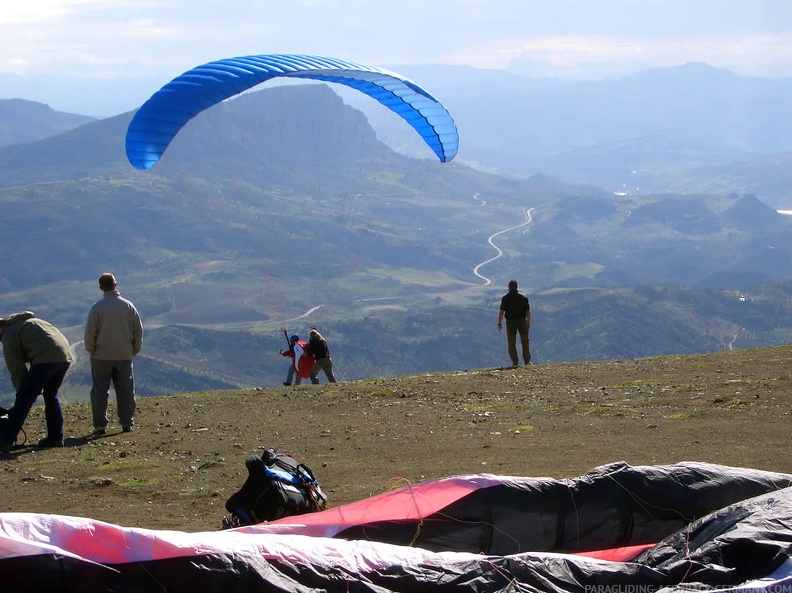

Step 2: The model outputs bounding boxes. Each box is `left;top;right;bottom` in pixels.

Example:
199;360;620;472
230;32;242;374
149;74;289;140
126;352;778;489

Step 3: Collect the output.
2;0;791;114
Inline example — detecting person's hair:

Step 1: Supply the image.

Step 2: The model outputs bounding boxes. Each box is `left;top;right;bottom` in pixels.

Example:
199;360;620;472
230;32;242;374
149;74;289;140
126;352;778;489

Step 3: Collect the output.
98;273;116;291
0;318;7;329
309;329;324;341
508;280;518;290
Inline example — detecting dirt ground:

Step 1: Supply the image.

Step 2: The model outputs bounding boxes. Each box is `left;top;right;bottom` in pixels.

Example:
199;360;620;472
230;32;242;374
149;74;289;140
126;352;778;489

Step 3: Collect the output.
1;345;790;533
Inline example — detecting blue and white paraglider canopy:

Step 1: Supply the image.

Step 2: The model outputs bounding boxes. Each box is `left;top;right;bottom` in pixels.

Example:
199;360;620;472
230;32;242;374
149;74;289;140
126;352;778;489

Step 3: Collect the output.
125;54;459;169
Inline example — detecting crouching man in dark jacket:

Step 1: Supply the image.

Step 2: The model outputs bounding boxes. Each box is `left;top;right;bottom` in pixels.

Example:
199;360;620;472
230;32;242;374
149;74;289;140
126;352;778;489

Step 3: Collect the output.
0;312;73;452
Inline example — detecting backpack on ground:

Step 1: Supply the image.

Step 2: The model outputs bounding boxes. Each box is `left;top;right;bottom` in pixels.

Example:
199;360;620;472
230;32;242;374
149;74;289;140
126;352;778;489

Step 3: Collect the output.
222;448;327;529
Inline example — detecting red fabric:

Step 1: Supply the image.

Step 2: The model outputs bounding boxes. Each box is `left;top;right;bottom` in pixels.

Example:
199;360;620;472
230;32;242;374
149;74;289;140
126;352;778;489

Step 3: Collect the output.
293;341;315;378
246;476;497;539
573;543;655;561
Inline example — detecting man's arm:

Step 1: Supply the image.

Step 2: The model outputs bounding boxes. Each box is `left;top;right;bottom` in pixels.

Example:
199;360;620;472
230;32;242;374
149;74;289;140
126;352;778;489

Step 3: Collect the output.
131;306;143;357
3;337;28;390
83;308;97;355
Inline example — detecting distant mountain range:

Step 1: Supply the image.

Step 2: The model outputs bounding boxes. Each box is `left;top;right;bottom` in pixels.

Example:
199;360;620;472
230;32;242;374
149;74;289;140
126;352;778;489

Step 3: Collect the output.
1;80;791;401
346;62;792;207
3;62;792;205
0;98;95;147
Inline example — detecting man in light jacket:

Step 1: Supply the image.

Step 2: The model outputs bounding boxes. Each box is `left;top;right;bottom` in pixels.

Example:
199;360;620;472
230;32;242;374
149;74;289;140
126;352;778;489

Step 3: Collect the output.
84;273;143;436
0;311;73;452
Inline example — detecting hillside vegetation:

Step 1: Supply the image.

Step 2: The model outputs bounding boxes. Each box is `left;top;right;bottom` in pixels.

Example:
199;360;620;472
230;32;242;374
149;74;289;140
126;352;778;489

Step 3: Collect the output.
1;84;792;398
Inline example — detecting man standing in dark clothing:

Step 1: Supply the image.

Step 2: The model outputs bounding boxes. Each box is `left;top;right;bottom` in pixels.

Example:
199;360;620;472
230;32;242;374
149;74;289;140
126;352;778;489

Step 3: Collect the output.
306;329;337;384
498;280;531;366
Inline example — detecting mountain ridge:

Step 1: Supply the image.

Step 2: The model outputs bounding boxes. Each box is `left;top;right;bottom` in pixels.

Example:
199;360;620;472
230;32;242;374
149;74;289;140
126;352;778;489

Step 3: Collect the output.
4;63;792;206
0;98;95;148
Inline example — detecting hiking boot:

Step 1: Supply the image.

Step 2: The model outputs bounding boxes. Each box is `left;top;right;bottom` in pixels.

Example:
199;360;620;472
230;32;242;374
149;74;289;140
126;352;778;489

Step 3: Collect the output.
0;442;12;454
283;382;291;386
121;425;133;433
92;428;106;437
38;436;64;448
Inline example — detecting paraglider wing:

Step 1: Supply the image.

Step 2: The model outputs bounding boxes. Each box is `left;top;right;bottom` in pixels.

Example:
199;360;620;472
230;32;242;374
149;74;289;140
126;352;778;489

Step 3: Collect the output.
125;54;459;169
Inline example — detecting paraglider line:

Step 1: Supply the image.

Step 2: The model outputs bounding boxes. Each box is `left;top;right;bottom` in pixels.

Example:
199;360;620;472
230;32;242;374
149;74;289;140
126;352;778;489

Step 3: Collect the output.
433;511;523;554
563;480;582;548
481;558;520;589
680;524;695;583
357;477;420;544
368;476;524;553
602;471;697;523
600;468;703;577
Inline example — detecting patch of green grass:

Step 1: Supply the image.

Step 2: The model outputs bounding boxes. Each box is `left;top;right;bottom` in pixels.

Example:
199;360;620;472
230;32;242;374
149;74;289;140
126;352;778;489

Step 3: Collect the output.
553;261;604;282
369;389;393;397
513;423;533;432
175;483;209;495
465;402;492;413
368;267;459;287
118;477;158;487
583;405;614;415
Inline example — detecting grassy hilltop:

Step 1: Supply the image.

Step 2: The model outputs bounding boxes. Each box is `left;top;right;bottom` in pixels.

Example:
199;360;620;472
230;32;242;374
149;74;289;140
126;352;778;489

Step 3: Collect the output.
1;344;790;532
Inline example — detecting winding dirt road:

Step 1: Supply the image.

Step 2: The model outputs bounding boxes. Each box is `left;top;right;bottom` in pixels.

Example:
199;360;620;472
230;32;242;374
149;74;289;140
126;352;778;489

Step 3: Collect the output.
472;207;533;286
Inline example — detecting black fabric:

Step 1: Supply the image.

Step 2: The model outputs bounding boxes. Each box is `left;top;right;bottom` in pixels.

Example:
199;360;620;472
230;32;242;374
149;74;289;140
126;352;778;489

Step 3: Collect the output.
500;291;530;320
307;336;329;359
335;461;792;555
